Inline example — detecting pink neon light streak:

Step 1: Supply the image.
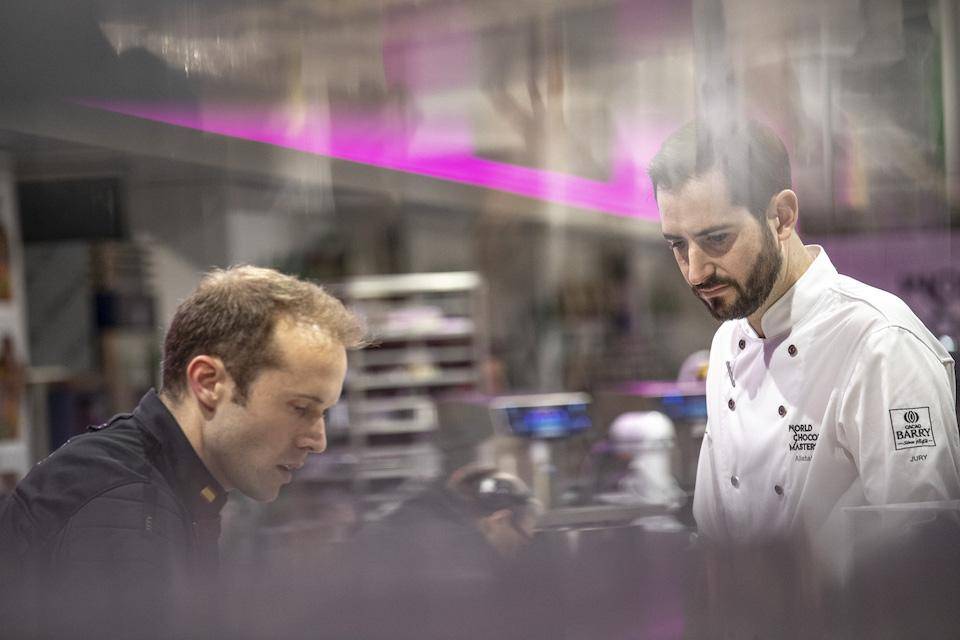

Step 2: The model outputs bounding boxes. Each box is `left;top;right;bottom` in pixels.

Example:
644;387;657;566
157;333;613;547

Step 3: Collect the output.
82;101;661;220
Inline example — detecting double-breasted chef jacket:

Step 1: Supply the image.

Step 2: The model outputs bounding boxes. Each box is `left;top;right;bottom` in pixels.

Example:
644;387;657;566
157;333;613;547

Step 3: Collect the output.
693;245;960;556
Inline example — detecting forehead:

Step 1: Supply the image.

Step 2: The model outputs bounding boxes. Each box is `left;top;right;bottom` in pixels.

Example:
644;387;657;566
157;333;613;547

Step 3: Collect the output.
658;169;749;233
267;319;346;380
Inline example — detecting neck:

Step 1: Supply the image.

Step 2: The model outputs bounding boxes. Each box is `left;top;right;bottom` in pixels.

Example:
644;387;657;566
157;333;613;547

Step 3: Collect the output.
159;391;221;483
747;241;814;338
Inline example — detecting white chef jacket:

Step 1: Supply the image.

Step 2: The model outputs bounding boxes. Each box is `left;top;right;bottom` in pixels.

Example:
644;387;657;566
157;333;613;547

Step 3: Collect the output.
693;246;960;551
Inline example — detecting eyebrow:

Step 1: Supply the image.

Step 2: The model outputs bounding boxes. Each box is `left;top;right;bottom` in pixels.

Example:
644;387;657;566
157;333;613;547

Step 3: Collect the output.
291;393;328;405
662;224;733;241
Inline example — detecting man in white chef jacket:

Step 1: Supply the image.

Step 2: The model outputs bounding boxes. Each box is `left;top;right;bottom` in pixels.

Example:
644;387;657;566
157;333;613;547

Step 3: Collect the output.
649;119;960;636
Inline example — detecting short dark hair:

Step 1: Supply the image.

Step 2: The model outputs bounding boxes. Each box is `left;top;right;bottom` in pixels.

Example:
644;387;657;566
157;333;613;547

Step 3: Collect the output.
161;265;367;402
648;119;791;219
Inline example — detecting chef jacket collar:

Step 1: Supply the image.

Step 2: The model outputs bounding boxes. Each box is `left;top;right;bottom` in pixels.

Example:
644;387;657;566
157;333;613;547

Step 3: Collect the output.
739;245;837;341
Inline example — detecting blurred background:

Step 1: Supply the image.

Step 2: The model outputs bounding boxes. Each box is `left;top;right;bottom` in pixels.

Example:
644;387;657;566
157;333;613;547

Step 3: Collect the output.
0;0;957;637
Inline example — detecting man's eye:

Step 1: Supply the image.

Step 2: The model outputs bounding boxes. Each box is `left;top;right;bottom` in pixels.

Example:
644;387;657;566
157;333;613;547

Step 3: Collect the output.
705;233;728;244
292;405;310;417
668;240;685;251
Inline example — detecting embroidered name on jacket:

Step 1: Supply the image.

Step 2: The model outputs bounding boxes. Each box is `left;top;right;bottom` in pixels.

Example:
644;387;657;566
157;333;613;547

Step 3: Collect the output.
789;423;818;460
889;407;936;450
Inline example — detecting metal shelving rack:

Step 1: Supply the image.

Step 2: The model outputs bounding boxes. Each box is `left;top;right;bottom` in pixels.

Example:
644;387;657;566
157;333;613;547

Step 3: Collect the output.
321;272;488;503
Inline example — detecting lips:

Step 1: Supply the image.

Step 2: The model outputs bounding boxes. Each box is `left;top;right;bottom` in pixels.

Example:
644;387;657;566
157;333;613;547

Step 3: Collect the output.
697;284;730;298
276;461;306;484
275;467;292;485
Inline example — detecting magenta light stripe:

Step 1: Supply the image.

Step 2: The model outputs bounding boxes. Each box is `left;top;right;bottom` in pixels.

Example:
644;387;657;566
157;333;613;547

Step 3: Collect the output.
80;101;661;220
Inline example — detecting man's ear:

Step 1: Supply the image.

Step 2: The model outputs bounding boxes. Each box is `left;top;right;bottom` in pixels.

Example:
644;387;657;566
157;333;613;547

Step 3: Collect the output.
770;189;799;242
185;355;228;411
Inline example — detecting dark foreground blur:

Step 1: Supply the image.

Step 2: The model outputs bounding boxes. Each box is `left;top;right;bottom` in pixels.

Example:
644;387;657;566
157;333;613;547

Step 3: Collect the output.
219;521;694;640
216;508;960;640
4;498;960;639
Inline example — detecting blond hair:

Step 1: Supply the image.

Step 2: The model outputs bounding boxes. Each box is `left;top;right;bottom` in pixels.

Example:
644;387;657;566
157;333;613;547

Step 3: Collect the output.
161;265;366;401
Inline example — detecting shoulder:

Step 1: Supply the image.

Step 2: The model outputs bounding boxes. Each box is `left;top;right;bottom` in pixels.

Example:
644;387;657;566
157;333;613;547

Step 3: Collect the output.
853;325;953;376
825;275;947;359
28;414;150;490
11;414;170;540
828;276;925;332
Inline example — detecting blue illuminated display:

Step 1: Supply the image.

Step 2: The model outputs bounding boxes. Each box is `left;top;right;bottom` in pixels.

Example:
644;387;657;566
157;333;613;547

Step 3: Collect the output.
505;403;592;439
660;394;708;421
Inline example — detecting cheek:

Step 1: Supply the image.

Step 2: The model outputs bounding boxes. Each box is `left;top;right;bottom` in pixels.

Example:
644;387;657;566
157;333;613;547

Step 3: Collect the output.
730;231;765;270
225;414;275;460
251;421;289;456
262;415;302;450
714;247;749;281
734;253;761;283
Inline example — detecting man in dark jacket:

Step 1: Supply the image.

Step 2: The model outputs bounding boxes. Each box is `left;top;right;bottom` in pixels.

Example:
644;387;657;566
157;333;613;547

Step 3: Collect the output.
0;265;365;638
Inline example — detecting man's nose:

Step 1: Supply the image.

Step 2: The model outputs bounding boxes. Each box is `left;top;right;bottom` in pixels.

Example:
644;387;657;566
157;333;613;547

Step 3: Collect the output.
686;244;714;286
297;420;327;454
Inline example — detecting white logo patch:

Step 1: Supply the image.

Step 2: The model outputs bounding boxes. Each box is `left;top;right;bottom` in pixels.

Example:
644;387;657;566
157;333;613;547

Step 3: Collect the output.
889;407;936;450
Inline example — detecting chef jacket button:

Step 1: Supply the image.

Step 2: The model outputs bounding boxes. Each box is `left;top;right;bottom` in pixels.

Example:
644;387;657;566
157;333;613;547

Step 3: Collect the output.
788;344;798;357
778;405;787;417
774;484;784;496
738;339;746;350
730;475;740;488
728;398;736;410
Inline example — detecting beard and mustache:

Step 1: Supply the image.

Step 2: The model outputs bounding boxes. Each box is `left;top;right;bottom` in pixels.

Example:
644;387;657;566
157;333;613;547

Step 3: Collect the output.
692;220;783;322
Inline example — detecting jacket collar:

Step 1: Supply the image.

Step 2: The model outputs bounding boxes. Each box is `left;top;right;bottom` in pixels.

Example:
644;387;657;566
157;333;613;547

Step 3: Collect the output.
134;389;227;519
740;245;838;340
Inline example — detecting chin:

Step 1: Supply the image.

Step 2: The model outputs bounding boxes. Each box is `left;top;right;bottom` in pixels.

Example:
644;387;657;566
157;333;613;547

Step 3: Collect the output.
258;487;282;503
702;299;734;321
239;482;281;503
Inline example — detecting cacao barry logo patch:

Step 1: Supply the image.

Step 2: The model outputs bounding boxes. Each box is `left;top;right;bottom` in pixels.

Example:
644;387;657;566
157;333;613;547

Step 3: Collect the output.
889;407;935;450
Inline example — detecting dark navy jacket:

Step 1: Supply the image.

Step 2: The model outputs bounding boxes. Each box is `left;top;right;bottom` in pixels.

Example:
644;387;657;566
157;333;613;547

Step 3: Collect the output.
0;389;226;637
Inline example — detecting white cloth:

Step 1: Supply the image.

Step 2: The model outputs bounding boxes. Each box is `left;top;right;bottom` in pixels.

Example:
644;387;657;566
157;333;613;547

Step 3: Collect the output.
693;246;960;556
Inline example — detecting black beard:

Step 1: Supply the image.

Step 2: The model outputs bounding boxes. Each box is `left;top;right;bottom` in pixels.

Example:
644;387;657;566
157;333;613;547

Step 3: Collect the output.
694;221;782;322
